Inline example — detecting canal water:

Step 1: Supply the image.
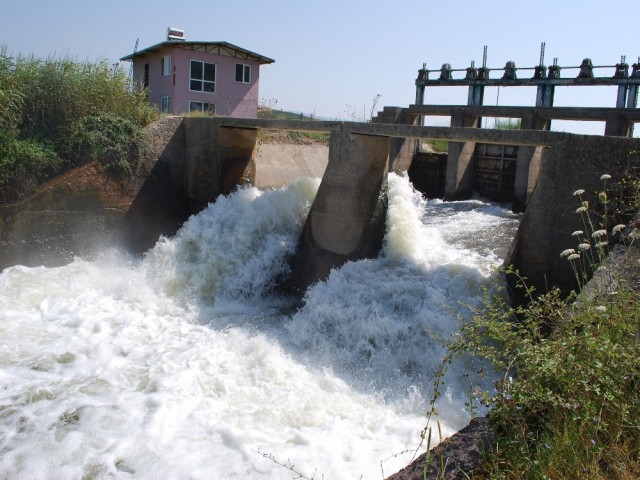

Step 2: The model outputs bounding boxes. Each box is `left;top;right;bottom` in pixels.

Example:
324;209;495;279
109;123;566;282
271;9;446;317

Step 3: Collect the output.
0;172;519;479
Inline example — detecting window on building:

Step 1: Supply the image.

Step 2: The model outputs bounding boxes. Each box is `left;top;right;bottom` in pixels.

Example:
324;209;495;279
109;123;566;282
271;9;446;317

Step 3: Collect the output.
161;55;172;77
160;96;170;113
190;60;216;93
189;101;215;115
235;64;251;83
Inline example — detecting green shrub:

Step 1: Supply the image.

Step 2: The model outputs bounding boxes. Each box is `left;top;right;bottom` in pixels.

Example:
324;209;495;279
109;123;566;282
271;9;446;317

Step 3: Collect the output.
62;114;141;177
494;118;522;130
0;131;62;203
452;280;640;479
427;139;449;152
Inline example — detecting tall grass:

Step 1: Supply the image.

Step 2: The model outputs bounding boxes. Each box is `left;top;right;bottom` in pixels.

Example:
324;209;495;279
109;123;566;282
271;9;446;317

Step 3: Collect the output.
0;46;158;203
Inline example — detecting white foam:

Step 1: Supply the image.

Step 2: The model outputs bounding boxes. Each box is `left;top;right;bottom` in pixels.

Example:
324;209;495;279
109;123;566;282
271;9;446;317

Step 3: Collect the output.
0;173;519;479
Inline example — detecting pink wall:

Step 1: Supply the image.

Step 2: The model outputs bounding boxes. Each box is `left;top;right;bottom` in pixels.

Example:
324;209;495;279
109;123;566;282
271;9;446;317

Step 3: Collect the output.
132;45;262;118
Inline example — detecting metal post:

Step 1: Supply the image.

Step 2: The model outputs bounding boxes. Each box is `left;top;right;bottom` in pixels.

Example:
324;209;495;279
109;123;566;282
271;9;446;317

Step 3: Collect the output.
628;60;640;136
415;63;427;105
615;56;630;109
627;60;640;109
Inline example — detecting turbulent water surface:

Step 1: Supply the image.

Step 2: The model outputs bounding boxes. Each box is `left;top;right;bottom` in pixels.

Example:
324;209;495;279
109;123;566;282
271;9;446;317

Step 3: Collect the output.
0;173;519;479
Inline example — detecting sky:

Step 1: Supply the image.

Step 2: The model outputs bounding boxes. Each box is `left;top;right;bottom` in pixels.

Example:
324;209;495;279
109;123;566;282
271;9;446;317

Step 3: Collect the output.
2;0;638;135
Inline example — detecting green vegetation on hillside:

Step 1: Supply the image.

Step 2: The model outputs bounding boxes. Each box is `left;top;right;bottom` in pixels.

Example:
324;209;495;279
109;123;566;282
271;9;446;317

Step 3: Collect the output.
0;46;158;203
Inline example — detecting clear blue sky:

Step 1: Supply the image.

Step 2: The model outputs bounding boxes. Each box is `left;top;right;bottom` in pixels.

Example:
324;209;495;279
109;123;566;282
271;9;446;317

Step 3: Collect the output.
2;0;638;134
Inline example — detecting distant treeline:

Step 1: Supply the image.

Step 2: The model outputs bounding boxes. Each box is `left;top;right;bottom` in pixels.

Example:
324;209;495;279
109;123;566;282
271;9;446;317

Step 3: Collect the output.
0;47;159;203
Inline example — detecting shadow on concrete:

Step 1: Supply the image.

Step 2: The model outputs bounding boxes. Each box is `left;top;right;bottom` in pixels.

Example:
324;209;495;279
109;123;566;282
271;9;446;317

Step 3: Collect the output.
118;120;195;255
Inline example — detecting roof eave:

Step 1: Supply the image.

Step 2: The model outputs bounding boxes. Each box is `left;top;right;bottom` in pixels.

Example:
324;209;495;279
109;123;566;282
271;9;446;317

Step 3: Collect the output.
120;41;275;64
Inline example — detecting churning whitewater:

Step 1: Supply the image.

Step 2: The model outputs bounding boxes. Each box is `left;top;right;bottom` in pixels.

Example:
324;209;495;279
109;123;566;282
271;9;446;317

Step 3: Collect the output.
0;173;519;479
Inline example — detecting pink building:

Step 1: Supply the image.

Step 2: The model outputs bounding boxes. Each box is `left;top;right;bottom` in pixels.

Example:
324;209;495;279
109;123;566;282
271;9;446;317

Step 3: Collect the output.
120;29;274;118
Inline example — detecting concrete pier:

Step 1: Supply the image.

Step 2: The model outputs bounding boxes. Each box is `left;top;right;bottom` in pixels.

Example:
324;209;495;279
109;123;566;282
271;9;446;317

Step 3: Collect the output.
287;130;390;292
512;112;549;212
444;109;480;199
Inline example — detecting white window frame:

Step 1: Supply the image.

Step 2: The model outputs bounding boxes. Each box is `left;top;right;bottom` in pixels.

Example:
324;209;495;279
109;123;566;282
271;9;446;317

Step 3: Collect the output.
235;63;251;84
160;96;170;113
189;59;216;93
161;55;172;77
189;100;215;114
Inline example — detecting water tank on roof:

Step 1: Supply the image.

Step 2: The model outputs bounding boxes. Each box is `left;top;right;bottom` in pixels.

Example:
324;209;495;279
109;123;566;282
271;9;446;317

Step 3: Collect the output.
167;28;185;42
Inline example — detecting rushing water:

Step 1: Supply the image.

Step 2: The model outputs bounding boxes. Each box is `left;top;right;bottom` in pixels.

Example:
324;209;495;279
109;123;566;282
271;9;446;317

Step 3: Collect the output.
0;173;519;479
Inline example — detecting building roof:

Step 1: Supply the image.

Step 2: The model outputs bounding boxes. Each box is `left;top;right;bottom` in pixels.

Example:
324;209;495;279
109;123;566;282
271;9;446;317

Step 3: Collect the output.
120;41;275;65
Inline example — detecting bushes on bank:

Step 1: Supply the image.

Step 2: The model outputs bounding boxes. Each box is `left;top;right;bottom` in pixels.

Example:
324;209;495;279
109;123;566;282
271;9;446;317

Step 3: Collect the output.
0;46;158;203
426;175;640;479
449;282;640;479
62;114;142;177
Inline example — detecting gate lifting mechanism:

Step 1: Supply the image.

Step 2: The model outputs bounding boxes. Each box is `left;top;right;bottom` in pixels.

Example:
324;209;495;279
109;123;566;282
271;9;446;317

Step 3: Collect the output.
417;44;640;83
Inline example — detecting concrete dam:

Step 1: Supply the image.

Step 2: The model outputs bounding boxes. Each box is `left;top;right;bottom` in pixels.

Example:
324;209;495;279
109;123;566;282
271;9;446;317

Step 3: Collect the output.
116;114;640;297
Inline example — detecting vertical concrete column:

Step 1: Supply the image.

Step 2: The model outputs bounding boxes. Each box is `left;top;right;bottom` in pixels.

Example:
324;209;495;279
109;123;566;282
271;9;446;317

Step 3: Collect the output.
535;84;555;108
627;84;638;108
183;117;220;205
512;113;549;212
616;84;629;109
287;130;390;293
444;109;479;199
218;126;257;194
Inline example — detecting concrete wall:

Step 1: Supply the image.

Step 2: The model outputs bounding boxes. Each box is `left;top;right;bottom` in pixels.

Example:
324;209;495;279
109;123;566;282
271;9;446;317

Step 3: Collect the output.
255;143;329;189
505;133;640;298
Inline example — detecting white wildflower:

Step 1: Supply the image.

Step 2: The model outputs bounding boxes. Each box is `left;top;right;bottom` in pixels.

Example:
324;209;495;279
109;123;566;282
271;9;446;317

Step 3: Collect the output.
578;243;591;251
592;229;607;238
572;230;584;236
612;224;625;234
595;305;607;313
600;174;611;180
576;206;588;214
595;241;609;249
567;253;581;261
573;189;585;196
560;249;576;258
